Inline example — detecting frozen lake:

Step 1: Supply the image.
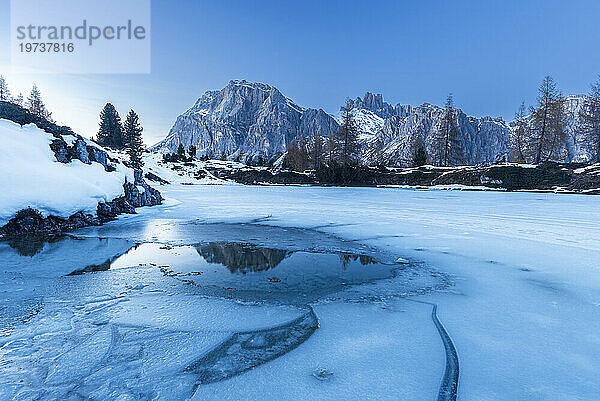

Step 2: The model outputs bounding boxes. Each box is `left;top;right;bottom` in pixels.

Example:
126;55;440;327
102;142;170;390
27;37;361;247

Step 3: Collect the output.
1;184;599;400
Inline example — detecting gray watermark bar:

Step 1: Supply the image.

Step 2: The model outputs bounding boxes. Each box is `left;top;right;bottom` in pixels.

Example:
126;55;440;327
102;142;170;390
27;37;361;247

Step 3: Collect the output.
10;0;151;74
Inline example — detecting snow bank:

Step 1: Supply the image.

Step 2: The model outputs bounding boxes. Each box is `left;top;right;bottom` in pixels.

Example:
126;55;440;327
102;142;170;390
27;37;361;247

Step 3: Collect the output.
0;119;134;226
143;153;233;186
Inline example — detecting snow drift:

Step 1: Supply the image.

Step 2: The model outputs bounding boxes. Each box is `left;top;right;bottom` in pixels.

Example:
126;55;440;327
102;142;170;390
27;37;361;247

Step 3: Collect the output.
0;118;134;226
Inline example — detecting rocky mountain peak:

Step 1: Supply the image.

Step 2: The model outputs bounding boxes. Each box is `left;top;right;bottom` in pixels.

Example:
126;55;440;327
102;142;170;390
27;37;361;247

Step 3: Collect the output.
150;81;338;163
349;92;412;120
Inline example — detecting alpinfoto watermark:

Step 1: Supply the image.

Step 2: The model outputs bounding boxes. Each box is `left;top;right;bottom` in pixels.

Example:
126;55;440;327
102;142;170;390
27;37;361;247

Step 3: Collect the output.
10;0;151;74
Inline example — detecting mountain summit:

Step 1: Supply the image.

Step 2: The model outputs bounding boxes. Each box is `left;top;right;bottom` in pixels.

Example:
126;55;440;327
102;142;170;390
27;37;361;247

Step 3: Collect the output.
149;80;338;163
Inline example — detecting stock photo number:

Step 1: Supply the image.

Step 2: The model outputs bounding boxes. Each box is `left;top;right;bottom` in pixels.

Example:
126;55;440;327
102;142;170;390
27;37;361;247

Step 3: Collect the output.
19;42;74;52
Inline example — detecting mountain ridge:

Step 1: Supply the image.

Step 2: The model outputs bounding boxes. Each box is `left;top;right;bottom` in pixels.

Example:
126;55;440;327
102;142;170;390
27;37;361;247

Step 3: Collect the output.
151;80;594;166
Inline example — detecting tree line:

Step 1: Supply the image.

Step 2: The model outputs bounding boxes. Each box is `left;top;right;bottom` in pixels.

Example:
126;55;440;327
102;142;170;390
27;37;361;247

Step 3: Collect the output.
284;74;600;172
95;103;145;169
511;75;600;164
1;75;146;169
0;75;53;122
283;99;362;172
283;95;464;172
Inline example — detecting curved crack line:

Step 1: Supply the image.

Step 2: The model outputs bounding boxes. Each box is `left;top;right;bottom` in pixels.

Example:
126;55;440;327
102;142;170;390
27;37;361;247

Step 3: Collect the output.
431;303;459;401
407;300;459;401
185;306;318;386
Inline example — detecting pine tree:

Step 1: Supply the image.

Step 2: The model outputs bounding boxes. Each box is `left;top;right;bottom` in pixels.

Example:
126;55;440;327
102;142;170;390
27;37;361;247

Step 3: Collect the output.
510;102;531;163
436;94;463;166
26;85;53;122
220;150;227;161
97;103;124;149
412;143;428;167
177;143;186;158
335;100;361;166
14;93;24;107
0;75;11;102
578;76;600;163
123;110;144;169
325;132;338;163
529;76;567;163
188;145;197;158
311;132;323;169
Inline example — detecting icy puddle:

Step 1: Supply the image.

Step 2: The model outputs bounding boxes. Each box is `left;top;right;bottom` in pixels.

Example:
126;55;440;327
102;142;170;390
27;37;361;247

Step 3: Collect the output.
0;229;450;400
108;242;405;303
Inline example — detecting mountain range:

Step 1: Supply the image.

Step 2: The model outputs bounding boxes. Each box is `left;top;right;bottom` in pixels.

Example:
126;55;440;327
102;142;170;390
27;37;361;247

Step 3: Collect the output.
150;80;594;166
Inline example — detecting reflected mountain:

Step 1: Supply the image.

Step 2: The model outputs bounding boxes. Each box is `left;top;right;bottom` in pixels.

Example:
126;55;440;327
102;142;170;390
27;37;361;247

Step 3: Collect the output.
2;234;66;257
195;242;290;273
66;259;112;275
340;254;377;268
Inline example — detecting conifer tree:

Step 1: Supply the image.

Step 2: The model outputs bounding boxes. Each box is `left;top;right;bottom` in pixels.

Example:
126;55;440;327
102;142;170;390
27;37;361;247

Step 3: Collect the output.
412;143;428;167
297;135;310;171
177;144;186;158
510;102;531;163
578;76;600;162
325;132;338;163
0;75;11;102
529;76;567;163
311;132;323;169
335;100;361;166
97;103;124;149
188;145;197;158
27;85;53;122
14;93;24;107
123;110;145;169
436;94;463;166
283;138;301;171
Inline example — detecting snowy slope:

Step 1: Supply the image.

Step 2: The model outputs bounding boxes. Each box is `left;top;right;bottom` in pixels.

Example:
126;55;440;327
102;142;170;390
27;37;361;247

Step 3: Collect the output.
143;153;238;186
352;108;385;142
0;119;134;225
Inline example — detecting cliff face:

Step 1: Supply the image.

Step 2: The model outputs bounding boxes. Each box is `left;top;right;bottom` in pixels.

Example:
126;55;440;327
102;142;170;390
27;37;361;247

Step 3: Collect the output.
361;102;511;166
150;80;339;163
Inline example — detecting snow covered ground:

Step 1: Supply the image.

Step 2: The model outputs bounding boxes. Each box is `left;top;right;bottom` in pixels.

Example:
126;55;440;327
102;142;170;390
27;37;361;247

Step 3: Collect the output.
0;119;134;226
2;169;600;399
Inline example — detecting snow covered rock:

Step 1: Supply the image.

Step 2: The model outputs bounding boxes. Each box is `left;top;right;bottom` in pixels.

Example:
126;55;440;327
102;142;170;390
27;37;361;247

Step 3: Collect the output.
0;117;162;236
123;169;163;207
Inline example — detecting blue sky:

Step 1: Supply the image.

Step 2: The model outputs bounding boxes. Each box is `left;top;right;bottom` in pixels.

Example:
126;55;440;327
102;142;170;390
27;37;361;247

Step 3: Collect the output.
1;0;600;145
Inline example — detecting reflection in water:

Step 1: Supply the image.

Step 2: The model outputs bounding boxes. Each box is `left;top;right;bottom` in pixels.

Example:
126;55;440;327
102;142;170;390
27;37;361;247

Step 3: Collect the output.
341;253;377;268
196;242;290;273
3;235;66;257
66;259;112;275
107;241;402;303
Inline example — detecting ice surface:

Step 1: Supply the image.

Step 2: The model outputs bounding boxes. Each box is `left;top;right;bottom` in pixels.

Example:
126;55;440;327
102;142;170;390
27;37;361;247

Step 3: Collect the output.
107;242;444;303
0;242;309;400
2;173;600;400
89;182;600;400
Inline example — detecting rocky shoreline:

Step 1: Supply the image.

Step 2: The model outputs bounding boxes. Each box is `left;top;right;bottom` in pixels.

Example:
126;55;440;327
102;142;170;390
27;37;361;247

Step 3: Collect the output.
207;162;600;194
0;101;163;238
0;169;162;238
